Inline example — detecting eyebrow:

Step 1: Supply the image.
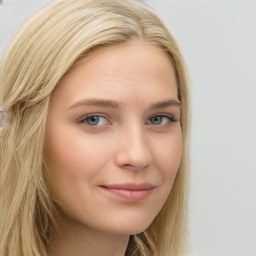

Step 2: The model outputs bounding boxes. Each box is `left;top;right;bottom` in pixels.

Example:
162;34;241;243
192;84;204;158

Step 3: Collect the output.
68;99;119;110
68;98;181;110
151;99;181;109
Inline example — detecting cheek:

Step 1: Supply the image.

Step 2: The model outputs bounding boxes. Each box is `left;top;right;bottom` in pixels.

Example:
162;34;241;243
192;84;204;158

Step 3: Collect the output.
154;131;183;186
157;130;182;164
45;127;90;196
44;128;102;215
44;125;113;203
45;126;105;175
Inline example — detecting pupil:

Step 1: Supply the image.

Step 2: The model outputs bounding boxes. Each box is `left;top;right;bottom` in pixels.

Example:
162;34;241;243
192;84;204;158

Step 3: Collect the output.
152;116;162;124
86;116;99;125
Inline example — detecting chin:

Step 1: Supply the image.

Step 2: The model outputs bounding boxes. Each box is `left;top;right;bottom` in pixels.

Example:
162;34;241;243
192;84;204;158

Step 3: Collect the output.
106;215;156;236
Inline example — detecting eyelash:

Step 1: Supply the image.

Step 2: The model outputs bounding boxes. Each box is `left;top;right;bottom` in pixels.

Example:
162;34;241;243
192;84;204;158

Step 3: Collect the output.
79;113;176;127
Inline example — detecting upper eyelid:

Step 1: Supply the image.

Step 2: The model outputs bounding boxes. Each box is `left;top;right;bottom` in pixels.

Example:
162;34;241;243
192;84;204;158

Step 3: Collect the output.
78;113;109;122
149;113;175;118
149;112;178;121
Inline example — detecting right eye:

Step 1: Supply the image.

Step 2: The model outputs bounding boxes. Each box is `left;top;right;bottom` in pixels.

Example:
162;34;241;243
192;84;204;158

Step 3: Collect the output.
81;115;109;126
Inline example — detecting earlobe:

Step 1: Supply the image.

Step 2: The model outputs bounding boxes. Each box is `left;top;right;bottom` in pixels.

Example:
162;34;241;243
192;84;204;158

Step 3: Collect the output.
0;111;9;128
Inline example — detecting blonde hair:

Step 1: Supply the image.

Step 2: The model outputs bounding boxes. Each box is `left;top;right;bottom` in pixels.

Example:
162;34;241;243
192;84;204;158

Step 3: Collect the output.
0;0;190;255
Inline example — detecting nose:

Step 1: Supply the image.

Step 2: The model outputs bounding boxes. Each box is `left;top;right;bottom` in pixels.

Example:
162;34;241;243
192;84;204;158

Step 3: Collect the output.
114;126;153;171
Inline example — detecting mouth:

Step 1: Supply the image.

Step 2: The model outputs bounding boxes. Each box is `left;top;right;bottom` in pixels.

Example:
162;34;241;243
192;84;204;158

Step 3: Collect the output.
99;183;156;201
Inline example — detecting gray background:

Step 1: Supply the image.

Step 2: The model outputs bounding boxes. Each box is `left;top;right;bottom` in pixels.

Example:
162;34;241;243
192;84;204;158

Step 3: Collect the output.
0;0;255;255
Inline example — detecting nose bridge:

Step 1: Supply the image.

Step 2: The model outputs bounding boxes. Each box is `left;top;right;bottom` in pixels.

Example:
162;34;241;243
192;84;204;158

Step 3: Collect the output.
114;121;153;170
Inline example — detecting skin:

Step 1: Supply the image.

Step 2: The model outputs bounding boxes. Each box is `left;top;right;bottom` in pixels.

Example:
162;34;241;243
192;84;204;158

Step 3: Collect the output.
45;41;182;256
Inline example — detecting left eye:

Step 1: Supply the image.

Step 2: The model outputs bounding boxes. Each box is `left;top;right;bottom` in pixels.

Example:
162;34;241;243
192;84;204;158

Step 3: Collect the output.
149;115;172;125
83;115;108;126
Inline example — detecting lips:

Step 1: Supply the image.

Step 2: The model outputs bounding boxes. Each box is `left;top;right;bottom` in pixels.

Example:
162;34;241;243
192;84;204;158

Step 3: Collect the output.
100;183;155;201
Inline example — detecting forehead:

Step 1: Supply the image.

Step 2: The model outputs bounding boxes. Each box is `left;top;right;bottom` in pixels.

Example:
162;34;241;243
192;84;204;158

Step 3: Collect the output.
52;42;178;107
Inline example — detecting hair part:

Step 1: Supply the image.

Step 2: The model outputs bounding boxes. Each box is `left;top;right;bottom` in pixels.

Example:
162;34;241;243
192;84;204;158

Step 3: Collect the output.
0;0;190;255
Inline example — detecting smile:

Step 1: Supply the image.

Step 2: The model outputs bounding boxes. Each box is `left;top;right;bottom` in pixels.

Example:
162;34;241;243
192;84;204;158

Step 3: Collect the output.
99;183;155;201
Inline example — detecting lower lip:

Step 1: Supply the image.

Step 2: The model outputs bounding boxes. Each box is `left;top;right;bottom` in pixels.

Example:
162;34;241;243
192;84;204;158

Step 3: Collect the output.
101;187;154;201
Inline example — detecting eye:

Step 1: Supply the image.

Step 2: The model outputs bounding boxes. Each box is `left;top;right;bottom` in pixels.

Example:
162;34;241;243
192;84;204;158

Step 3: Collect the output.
82;115;108;126
148;115;174;125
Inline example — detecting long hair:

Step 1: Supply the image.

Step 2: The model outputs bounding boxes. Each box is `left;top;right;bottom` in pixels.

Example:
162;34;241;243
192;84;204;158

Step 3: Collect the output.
0;0;190;255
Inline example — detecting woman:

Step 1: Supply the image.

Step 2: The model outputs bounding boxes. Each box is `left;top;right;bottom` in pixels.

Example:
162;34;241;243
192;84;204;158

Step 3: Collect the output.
0;0;190;255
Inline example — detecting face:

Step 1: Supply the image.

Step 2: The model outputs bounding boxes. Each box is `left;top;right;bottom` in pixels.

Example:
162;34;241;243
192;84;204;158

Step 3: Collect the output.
45;42;182;235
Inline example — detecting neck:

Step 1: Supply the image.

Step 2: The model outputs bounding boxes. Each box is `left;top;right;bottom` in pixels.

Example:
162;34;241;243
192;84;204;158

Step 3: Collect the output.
47;213;130;256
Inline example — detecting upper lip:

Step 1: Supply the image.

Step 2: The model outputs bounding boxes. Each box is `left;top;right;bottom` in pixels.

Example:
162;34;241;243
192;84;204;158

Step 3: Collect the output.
100;183;156;191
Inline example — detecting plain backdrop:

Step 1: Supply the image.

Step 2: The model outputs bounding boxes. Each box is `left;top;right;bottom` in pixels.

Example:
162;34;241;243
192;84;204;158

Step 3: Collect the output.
0;0;255;255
